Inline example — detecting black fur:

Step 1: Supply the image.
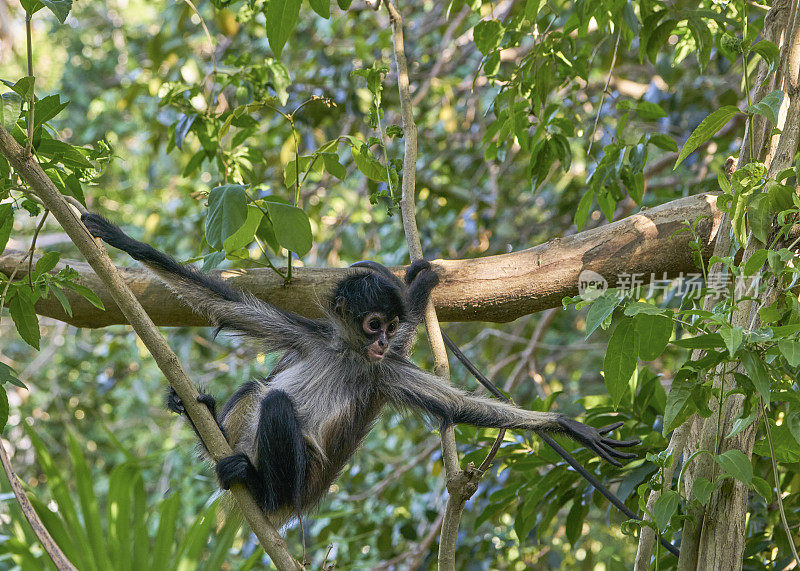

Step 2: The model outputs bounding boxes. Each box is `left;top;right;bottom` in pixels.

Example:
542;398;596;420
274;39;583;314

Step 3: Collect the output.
254;390;307;511
82;213;244;304
331;271;405;322
215;390;307;513
84;212;638;526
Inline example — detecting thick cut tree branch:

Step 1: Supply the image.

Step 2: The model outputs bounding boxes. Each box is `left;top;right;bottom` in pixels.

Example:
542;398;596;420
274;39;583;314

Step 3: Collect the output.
0;126;303;571
2;193;723;327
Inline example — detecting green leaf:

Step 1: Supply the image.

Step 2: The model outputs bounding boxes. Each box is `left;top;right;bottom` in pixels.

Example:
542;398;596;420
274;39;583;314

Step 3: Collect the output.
308;0;330;18
727;412;757;438
62;282;105;310
624;302;665;316
68;431;112;569
473;20;504;55
750;40;781;81
152;492;180;567
351;143;387;182
715;449;752;485
283;155;315;188
778;340;800;367
36;138;93;168
9;288;40;350
672;333;724;349
686;15;712;71
652;490;679;532
0;203;12;254
266;0;302;58
719;325;743;358
33;251;60;280
574;190;593;231
691;477;714;505
525;0;541;20
634;101;666;120
746;194;771;245
603;318;639;406
0;362;26;389
40;0;72;22
648;133;678;152
746;90;784;126
741;350;771;406
0;385;7;432
264;201;312;257
751;476;772;501
336;0;352;8
19;0;44;15
50;285;73;318
743;248;769;276
206;184;248;250
223;205;263;252
663;373;698;434
321;152;346;180
8;76;34;99
674;106;740;169
584;291;620;339
0;92;23;130
645;19;677;64
635;314;672;361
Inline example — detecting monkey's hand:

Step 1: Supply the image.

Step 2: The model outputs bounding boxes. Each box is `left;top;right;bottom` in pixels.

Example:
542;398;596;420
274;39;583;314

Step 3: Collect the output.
554;418;639;467
405;259;439;289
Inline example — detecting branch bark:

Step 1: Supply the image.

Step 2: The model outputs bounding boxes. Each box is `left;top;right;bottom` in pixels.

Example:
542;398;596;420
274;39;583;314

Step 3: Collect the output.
3;193;724;327
0;126;303;571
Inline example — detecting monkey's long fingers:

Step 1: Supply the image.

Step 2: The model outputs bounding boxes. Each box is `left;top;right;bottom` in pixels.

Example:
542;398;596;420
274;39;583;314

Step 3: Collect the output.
600;436;640;448
597;421;625;435
598;441;638;459
591;444;623;467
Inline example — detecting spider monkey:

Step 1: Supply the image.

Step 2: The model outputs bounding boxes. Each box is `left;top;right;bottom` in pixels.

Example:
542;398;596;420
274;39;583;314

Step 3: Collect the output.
81;212;638;525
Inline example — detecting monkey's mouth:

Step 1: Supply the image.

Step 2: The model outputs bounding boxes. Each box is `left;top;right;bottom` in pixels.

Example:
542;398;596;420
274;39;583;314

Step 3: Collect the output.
367;345;385;362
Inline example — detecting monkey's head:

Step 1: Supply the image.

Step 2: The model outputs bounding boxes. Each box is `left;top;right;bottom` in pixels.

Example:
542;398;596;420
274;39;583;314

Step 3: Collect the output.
330;272;406;362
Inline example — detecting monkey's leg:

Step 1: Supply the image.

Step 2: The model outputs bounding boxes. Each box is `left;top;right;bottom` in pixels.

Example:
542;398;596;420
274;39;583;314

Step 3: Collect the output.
216;390;307;513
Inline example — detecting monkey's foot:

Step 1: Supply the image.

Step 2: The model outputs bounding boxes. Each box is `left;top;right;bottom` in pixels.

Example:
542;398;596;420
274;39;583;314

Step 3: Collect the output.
216;453;256;490
556;418;639;467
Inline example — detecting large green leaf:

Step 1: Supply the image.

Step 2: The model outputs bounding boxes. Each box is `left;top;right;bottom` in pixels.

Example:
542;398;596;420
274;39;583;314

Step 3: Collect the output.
715;449;753;485
0;203;12;254
206;184;248;250
675;106;740;168
265;0;302;58
635;314;672;361
0;386;7;433
741;350;771;406
265;201;313;256
9;288;40;350
603;317;639;406
652;490;679;531
40;0;72;22
0;92;23;130
223;204;264;252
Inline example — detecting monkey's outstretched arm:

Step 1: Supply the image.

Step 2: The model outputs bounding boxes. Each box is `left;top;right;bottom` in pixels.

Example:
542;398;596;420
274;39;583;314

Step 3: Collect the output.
82;213;324;351
383;361;638;466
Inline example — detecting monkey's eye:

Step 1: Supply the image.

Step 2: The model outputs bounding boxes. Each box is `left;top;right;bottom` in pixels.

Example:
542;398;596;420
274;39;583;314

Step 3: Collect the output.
364;314;384;334
386;318;399;335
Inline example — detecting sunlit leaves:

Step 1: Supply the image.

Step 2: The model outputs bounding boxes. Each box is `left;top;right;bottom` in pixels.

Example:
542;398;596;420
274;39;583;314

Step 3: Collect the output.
715;450;752;485
473;20;504;55
205;184;248;250
0;92;23;130
265;0;302;58
675;106;740;168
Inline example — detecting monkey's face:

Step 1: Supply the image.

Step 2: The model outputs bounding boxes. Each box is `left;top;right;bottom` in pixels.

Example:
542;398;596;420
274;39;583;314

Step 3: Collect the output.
362;312;400;362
